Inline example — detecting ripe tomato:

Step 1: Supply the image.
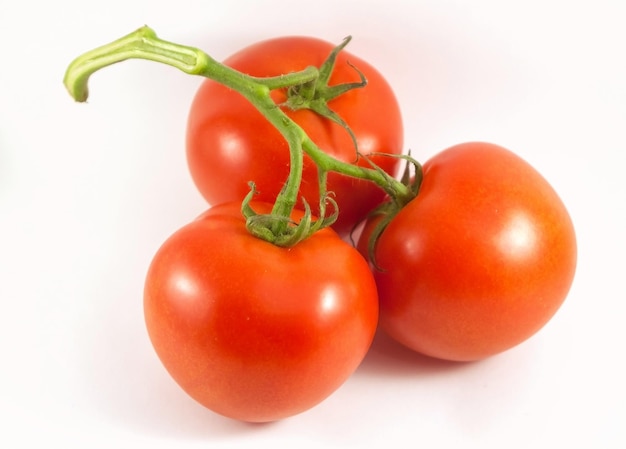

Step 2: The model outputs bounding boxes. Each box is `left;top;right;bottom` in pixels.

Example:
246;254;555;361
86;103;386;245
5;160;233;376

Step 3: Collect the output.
144;202;379;422
358;142;577;362
186;36;403;235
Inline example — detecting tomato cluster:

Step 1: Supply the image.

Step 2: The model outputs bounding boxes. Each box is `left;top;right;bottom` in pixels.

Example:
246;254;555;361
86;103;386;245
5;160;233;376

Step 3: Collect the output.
150;38;576;421
66;29;577;423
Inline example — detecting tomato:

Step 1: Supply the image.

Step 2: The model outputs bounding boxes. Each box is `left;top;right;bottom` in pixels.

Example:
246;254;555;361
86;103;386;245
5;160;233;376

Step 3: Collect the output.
143;202;379;422
358;142;577;362
186;36;403;236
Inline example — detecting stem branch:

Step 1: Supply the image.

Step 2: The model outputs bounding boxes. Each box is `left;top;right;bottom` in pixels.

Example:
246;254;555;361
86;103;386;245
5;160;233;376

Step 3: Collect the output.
64;26;417;245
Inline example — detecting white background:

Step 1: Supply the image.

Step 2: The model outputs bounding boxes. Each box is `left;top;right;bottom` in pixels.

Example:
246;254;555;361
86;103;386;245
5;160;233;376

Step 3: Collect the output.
1;1;625;447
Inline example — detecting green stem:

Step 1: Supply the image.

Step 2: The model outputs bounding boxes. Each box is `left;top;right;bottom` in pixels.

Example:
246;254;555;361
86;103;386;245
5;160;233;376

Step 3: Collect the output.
302;138;413;202
64;26;319;102
63;26;416;245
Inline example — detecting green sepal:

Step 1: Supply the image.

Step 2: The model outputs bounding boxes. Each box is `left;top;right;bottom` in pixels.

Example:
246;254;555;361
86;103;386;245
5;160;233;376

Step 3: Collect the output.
283;36;367;154
357;153;424;270
242;182;339;247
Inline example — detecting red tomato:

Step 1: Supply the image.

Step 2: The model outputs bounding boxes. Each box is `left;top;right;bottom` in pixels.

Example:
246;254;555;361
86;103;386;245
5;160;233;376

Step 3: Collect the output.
186;36;403;235
358;142;577;362
144;202;379;422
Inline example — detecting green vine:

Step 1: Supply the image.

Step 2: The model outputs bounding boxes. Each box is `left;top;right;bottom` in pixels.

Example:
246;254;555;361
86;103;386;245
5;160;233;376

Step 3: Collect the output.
63;25;420;247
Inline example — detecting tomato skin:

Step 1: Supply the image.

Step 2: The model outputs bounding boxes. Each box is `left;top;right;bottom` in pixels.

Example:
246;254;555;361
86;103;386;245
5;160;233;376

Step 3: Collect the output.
358;142;577;362
186;36;403;236
144;202;378;422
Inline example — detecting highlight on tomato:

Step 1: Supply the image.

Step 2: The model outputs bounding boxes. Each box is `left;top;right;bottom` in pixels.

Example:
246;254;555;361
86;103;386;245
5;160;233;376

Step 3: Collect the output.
358;142;577;362
144;201;379;422
186;36;404;235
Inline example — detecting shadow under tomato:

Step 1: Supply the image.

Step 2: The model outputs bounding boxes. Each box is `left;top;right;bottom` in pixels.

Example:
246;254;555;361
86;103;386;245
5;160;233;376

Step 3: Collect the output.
356;328;474;378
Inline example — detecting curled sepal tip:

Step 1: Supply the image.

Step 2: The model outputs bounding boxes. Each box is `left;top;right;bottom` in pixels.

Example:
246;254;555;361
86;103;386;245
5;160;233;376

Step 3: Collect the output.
242;183;338;247
365;207;397;272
